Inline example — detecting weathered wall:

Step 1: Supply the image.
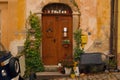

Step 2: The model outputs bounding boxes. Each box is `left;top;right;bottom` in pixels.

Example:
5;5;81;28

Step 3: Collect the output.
26;0;111;54
0;0;26;78
0;1;8;49
26;0;59;17
117;0;120;68
77;0;110;54
0;0;112;55
0;0;26;55
79;0;97;52
8;0;26;56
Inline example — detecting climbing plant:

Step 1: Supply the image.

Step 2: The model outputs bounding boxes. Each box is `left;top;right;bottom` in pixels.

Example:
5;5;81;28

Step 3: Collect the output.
70;0;80;29
74;29;84;60
24;12;44;77
70;0;80;13
70;0;84;60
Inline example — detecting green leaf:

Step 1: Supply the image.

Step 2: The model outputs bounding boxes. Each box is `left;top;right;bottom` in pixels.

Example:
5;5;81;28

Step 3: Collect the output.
24;12;44;77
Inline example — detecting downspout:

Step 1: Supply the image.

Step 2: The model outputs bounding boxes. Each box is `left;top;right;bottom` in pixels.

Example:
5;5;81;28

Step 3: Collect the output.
114;0;118;69
110;0;118;68
110;0;114;55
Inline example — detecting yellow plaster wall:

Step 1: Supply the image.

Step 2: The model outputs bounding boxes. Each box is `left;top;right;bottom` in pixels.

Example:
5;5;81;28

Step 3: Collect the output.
0;1;9;49
97;0;110;39
7;0;17;49
79;0;110;53
0;0;26;49
17;0;26;30
117;0;120;68
8;0;26;40
17;0;26;40
1;0;111;54
8;0;26;56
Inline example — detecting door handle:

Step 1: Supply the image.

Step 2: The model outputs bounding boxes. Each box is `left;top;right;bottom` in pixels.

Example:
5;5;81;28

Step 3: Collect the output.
53;39;56;43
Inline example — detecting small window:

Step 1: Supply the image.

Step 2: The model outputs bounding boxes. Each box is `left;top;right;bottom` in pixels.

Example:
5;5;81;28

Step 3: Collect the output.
42;3;72;15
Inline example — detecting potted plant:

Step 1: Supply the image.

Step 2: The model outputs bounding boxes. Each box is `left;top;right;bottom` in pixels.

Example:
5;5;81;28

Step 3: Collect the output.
73;61;80;76
23;12;44;79
60;55;73;74
70;69;75;78
62;39;70;47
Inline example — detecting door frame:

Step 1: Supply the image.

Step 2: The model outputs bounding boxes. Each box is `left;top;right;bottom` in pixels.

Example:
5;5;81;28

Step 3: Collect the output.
35;2;80;65
41;3;73;65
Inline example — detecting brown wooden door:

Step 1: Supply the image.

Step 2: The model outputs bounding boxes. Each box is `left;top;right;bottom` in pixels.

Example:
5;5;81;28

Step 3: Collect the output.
42;15;73;65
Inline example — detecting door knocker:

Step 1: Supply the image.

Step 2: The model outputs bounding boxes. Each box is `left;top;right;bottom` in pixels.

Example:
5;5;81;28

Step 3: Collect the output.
46;27;53;38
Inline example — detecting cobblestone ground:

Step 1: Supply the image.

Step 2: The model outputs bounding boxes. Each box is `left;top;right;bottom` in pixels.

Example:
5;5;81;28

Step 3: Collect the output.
48;72;120;80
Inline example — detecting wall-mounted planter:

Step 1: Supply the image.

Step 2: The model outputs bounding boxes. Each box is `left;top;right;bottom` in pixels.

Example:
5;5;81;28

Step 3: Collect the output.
63;44;70;48
62;39;70;47
62;39;70;48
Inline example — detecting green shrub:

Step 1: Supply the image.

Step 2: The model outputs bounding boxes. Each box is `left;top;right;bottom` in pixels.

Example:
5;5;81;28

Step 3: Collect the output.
24;12;44;77
74;29;84;60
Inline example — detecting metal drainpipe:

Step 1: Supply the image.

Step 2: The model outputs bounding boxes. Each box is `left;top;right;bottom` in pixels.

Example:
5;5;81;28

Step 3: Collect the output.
114;0;118;69
110;0;118;69
110;0;114;55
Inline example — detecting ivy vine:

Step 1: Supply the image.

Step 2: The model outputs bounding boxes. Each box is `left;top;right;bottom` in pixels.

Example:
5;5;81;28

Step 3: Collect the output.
74;29;84;60
24;12;44;77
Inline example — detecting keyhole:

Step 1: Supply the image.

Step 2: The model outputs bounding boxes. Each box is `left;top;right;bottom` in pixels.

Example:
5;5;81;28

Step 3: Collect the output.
53;39;56;43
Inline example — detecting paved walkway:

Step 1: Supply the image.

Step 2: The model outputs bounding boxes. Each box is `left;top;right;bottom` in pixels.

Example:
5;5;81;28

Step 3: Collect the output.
36;72;120;80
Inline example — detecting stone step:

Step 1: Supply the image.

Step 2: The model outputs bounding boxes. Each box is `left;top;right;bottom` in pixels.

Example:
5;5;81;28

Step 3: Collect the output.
36;72;120;80
36;72;69;80
44;65;58;72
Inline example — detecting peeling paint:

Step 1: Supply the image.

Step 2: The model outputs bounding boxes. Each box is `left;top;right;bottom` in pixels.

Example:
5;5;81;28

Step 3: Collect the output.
9;39;25;56
25;0;111;53
0;0;111;54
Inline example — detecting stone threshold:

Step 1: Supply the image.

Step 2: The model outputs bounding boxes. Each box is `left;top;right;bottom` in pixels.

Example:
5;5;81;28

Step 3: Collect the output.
36;65;70;79
36;72;69;80
36;72;120;80
44;65;59;72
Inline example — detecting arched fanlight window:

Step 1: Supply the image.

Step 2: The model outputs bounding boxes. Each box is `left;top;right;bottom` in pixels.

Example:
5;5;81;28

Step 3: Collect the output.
42;3;72;15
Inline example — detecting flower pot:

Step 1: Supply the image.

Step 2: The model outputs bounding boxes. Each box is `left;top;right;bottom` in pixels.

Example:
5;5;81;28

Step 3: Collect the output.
63;44;69;48
64;67;72;75
73;66;80;76
70;74;75;78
